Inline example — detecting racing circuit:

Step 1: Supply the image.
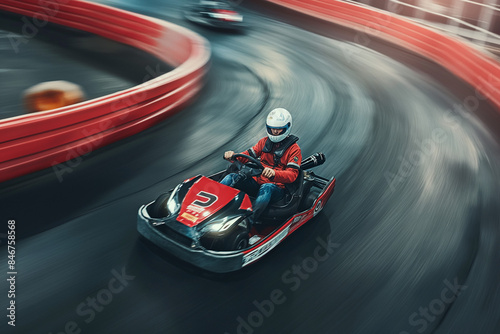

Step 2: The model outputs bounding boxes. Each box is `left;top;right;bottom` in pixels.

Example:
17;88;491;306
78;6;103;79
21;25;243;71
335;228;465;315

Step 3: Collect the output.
1;0;500;333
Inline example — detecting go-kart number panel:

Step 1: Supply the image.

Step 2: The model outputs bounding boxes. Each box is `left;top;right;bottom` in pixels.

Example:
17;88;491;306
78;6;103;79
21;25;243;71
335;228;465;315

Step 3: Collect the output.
177;176;240;227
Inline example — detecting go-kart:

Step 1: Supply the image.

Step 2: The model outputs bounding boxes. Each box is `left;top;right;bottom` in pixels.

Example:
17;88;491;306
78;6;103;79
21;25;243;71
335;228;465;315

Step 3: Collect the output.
137;152;335;273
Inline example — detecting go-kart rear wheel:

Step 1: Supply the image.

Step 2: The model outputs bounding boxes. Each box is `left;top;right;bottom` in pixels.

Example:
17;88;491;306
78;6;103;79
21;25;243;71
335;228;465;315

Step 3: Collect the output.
299;189;321;212
149;192;170;218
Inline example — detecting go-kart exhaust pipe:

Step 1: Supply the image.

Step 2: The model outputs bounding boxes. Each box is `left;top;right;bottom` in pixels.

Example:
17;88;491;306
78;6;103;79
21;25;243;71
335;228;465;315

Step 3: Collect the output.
301;152;326;170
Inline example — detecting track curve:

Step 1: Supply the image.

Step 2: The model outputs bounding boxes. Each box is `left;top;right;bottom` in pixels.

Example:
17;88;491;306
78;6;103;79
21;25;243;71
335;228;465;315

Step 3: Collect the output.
1;1;499;334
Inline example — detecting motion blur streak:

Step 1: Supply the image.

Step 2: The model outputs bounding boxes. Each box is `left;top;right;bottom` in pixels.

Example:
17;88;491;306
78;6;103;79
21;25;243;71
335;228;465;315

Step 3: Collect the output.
0;1;499;334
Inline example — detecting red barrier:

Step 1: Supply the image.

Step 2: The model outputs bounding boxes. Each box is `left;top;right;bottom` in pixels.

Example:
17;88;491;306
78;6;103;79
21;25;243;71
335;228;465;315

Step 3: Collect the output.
0;0;210;182
267;0;500;110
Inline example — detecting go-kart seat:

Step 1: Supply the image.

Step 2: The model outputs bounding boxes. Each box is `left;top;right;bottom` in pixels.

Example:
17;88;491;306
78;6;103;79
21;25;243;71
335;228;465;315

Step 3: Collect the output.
261;168;304;220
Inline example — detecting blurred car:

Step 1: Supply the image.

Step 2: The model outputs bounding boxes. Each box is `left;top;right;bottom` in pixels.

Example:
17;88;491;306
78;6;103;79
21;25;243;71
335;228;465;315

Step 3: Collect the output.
184;1;246;31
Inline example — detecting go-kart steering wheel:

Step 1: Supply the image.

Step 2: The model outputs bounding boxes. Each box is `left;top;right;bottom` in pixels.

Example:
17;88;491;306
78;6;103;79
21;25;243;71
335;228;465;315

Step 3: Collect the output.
230;153;264;177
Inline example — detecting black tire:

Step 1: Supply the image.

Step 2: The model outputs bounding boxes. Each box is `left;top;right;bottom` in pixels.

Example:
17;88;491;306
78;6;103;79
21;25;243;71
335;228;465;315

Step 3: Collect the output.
299;189;321;211
149;192;171;218
227;228;249;250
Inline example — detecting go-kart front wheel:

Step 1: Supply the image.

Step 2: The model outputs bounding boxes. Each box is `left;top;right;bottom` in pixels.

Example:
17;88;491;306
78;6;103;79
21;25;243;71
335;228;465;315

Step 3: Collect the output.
227;228;249;250
149;192;171;218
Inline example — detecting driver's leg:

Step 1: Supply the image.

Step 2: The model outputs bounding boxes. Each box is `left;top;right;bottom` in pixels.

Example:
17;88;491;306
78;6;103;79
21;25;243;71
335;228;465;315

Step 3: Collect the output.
252;183;285;223
221;173;260;196
220;173;239;187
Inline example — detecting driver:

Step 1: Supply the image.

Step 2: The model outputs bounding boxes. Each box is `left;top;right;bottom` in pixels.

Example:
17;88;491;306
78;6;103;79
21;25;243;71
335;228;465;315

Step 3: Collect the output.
221;108;302;225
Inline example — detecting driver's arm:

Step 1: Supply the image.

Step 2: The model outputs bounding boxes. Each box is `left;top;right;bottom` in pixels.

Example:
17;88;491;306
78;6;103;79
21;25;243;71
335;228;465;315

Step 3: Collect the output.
235;138;266;163
272;145;302;184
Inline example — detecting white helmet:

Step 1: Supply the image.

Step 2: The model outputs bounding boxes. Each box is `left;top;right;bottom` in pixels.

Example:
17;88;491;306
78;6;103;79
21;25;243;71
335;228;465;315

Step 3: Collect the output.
266;108;292;143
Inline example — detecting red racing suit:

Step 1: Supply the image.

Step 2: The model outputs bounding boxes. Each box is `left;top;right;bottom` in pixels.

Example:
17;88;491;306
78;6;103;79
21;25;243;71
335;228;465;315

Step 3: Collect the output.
237;135;302;188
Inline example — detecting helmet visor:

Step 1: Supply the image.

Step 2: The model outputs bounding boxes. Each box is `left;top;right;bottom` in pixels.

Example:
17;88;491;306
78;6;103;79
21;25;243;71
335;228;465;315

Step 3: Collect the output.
266;124;289;136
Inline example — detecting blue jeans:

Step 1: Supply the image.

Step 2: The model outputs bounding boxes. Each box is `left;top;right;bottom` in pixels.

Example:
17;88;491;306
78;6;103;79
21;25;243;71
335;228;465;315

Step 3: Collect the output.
221;173;285;223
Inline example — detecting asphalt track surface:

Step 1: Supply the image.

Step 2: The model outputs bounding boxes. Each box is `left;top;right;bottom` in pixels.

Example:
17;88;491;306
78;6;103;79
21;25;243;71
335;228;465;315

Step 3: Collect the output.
1;1;500;333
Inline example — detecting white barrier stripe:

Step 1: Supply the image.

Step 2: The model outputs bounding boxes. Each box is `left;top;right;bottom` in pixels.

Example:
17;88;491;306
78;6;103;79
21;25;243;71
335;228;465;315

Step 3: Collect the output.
385;0;500;41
